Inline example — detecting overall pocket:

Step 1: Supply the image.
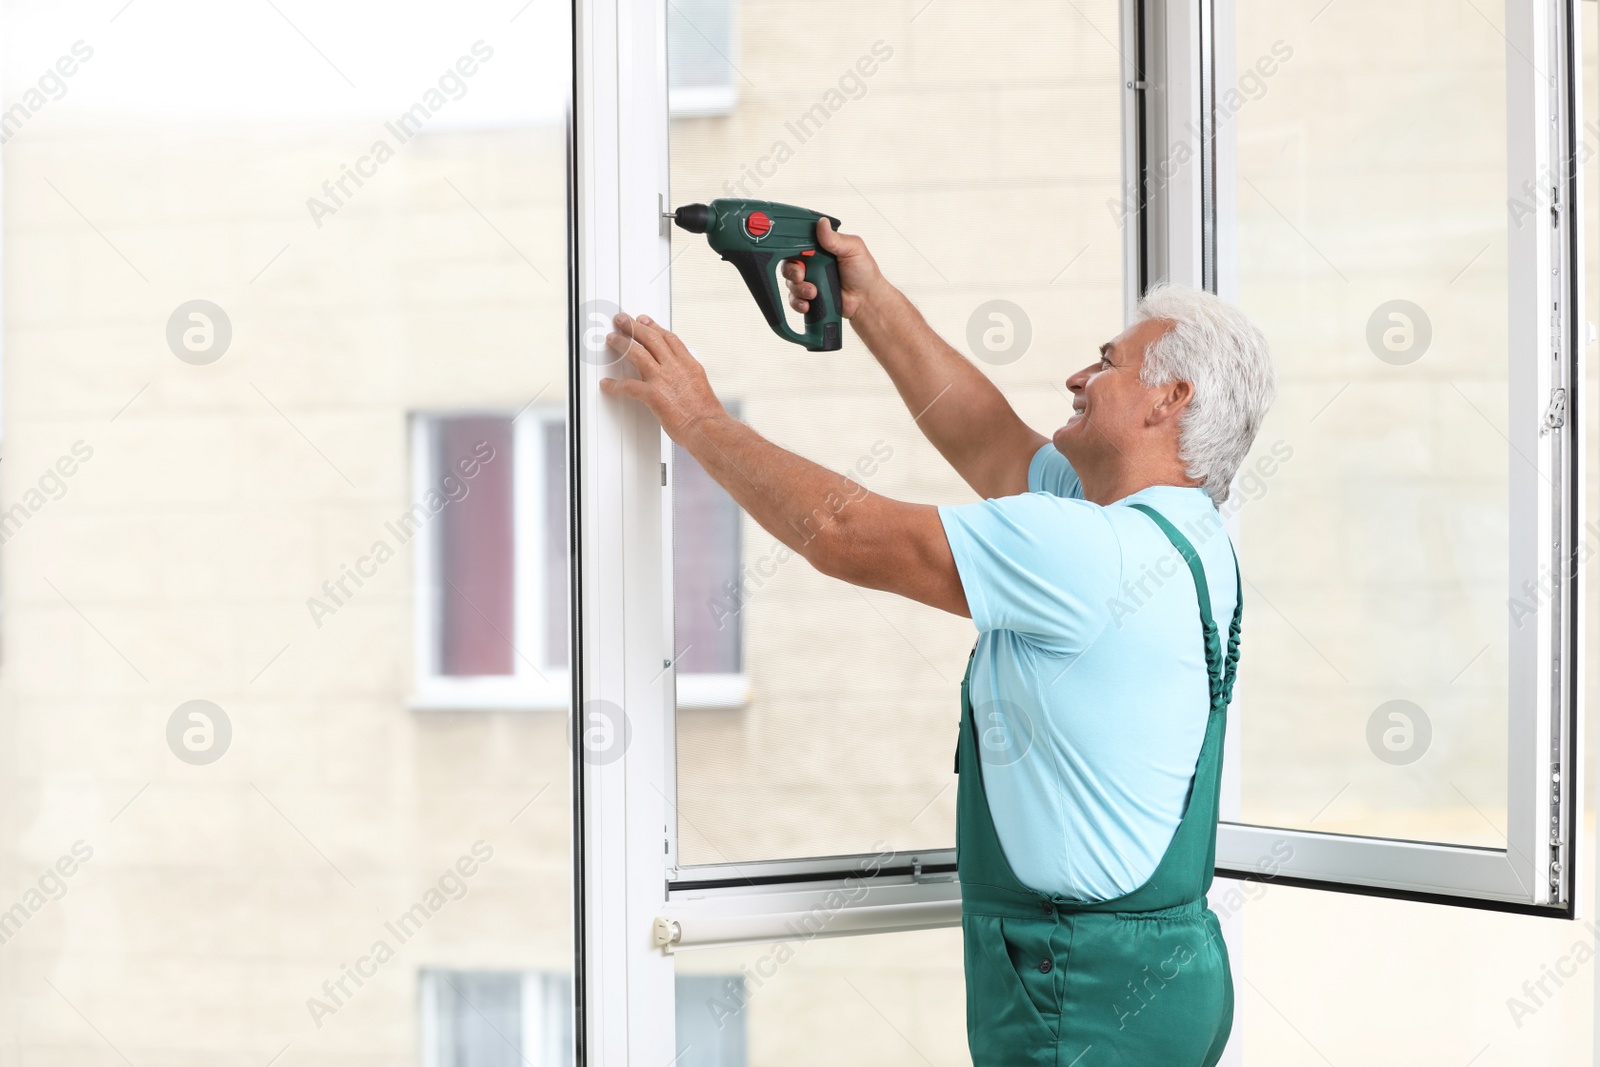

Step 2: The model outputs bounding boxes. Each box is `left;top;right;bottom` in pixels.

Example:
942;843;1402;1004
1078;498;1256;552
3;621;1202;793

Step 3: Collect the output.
999;916;1063;1030
962;913;1060;1063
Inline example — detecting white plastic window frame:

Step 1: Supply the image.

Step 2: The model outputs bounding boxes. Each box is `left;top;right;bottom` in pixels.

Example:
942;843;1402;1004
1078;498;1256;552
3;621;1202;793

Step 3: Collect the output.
409;410;569;712
573;0;1585;1060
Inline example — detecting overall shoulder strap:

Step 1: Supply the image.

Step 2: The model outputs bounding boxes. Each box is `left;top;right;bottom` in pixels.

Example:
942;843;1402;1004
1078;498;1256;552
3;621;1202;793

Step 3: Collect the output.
1221;538;1243;707
1055;501;1240;913
1126;502;1236;710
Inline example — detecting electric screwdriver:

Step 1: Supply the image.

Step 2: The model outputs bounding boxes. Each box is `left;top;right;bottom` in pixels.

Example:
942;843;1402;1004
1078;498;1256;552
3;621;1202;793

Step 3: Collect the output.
667;198;844;352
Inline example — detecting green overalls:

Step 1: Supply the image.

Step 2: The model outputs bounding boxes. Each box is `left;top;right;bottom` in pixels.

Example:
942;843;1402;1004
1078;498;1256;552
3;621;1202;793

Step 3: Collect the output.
955;503;1243;1067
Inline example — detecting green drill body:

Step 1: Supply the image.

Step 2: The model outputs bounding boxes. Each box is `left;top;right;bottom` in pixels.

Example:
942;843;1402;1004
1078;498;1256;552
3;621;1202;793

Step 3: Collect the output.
671;198;844;352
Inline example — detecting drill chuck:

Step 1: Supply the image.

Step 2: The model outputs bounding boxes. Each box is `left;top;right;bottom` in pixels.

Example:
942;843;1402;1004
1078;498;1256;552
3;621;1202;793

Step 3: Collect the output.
671;203;712;234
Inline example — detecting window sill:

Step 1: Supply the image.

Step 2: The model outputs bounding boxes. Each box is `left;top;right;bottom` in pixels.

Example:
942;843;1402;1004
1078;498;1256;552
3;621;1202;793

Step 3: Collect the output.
675;673;749;710
408;672;750;712
669;86;737;118
409;675;569;713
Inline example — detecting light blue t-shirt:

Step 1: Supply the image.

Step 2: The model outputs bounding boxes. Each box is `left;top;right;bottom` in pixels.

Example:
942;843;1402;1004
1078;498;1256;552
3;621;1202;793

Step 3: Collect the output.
937;443;1239;902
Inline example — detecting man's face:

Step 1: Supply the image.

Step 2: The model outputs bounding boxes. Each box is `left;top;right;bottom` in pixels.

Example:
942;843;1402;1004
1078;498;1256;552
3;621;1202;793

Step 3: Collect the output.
1052;317;1171;469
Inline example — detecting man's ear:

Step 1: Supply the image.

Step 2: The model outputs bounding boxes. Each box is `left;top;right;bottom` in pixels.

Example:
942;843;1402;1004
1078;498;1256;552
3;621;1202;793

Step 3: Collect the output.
1148;379;1194;426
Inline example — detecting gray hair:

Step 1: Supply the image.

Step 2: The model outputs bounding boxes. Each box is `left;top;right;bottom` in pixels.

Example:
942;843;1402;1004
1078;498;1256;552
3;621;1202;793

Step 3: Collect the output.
1133;284;1276;506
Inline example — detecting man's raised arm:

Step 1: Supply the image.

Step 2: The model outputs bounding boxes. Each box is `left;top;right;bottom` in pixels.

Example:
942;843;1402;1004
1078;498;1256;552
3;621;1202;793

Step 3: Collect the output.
598;312;970;618
783;220;1045;499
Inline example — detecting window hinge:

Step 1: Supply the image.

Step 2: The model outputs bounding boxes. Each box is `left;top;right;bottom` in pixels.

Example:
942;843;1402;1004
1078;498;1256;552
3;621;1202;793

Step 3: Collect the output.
1550;762;1564;895
1541;387;1567;435
652;915;682;949
661;461;668;486
1551;763;1562;821
1126;79;1147;90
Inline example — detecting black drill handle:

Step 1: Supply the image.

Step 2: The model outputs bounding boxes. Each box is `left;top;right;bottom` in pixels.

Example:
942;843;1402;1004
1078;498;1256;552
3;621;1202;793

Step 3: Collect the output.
802;254;843;335
719;247;843;352
721;248;784;330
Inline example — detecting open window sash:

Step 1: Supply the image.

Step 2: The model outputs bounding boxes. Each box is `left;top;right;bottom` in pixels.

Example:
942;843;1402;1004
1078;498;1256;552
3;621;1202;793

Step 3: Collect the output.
1205;0;1583;916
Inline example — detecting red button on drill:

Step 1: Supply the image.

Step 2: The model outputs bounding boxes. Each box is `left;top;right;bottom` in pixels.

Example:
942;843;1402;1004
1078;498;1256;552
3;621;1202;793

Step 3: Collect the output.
745;211;772;238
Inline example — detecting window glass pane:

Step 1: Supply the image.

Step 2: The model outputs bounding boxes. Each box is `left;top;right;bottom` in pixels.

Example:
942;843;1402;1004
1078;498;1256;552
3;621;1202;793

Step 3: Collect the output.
439;417;516;676
1232;2;1509;844
669;2;1126;864
675;929;967;1067
2;3;573;1064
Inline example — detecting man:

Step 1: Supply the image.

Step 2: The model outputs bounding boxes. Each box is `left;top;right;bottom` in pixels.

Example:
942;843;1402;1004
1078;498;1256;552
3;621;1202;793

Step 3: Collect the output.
601;218;1275;1066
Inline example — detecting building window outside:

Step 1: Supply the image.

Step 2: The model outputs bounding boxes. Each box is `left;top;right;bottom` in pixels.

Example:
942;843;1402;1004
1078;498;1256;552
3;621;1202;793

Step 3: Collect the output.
673;439;742;677
421;971;746;1067
421;971;571;1067
411;412;566;710
436;417;518;677
675;974;748;1067
667;0;737;117
413;413;744;710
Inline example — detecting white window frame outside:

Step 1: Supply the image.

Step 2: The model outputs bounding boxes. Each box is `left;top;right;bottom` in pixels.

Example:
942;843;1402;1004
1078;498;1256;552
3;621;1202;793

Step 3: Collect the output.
572;0;1587;1063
